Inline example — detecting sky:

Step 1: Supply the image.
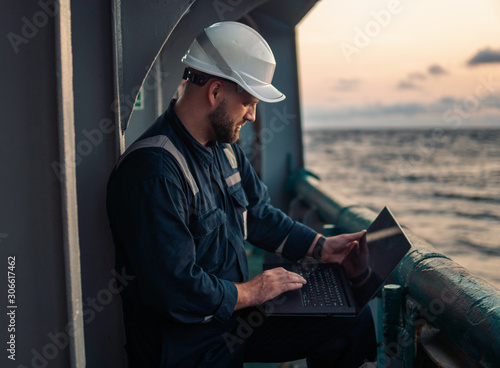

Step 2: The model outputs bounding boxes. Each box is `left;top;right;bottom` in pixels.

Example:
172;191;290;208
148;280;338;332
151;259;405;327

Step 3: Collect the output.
296;0;500;129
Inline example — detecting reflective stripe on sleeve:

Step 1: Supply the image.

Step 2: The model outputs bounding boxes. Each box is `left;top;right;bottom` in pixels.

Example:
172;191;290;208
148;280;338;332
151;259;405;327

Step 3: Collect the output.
202;315;214;323
275;234;290;255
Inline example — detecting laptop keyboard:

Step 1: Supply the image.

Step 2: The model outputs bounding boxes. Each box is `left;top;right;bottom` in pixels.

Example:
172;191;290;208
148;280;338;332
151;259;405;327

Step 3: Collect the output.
298;266;345;308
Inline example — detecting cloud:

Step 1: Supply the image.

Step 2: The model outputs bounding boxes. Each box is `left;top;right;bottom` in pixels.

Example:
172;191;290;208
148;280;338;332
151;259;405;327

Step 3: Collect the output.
439;96;457;105
467;47;500;66
408;72;426;80
332;78;361;92
397;80;420;89
377;103;427;116
396;67;446;91
428;64;448;75
306;92;500;121
396;72;427;90
308;102;428;120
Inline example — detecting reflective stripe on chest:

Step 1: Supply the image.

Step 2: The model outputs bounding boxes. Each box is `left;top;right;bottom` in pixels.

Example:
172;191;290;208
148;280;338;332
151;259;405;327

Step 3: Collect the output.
222;144;241;187
116;135;199;196
116;136;247;239
222;144;247;239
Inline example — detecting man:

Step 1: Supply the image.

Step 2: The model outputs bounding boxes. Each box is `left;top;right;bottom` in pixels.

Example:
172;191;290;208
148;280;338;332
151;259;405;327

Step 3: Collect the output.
107;21;376;367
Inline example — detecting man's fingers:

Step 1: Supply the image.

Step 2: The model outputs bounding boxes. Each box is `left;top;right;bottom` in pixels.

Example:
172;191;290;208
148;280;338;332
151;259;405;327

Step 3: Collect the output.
276;270;306;284
280;272;306;292
267;267;306;284
346;240;359;254
258;269;306;300
285;282;306;291
285;270;306;284
343;230;367;242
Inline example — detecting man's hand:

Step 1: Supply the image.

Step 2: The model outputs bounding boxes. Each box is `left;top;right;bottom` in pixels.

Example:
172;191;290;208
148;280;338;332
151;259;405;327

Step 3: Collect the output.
307;230;366;264
234;268;306;310
342;231;369;279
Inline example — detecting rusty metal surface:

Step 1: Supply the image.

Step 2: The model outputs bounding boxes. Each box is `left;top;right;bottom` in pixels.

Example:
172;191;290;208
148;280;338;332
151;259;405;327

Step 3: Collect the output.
392;233;500;367
419;328;476;368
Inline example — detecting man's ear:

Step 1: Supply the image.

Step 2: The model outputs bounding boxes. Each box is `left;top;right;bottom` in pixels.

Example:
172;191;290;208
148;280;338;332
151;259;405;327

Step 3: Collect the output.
207;80;224;107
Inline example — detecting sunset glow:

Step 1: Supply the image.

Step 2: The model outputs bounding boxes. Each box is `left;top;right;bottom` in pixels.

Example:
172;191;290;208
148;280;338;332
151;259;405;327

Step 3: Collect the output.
297;0;500;128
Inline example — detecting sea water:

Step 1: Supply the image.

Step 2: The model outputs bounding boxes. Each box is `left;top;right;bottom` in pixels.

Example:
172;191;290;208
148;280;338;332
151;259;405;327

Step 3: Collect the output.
304;128;500;289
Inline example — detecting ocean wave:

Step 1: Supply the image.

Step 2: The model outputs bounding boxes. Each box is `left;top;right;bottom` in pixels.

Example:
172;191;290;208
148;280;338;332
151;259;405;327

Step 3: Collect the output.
456;238;500;257
410;208;500;222
455;211;500;222
433;191;500;204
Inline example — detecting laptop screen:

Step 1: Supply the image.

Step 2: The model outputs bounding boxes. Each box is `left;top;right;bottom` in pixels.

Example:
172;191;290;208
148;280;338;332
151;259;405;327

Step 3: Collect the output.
343;207;412;312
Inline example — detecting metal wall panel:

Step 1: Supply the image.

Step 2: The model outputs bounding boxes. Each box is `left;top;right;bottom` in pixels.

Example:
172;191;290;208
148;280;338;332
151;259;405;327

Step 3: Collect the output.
250;11;306;211
0;2;73;367
71;1;126;367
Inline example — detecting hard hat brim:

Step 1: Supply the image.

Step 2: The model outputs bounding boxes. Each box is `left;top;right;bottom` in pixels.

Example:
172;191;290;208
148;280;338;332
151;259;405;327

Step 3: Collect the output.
245;83;285;103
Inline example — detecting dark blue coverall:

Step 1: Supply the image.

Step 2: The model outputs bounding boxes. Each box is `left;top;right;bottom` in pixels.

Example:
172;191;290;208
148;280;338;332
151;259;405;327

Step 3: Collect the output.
106;99;376;367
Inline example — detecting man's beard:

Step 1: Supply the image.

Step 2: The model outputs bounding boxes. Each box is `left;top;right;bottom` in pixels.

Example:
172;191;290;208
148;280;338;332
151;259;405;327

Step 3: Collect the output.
208;99;241;144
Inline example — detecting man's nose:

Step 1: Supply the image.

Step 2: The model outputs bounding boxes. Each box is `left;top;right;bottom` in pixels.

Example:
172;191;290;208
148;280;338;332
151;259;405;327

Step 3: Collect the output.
244;105;256;122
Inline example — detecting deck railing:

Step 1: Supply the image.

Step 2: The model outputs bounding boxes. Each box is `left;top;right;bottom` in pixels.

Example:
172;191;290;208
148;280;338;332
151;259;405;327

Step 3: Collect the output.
288;169;500;368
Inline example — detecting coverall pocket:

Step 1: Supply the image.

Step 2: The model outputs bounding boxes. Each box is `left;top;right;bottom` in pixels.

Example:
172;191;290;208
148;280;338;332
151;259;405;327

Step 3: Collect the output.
189;207;226;239
189;208;227;274
229;186;249;208
229;187;249;240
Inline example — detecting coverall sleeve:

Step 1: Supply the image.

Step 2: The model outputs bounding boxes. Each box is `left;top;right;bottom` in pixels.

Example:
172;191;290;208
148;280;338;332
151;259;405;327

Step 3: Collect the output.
113;174;237;324
234;144;317;261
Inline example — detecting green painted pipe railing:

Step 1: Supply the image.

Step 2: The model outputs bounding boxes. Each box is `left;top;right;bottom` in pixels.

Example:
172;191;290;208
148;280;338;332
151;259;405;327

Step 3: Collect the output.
288;170;500;367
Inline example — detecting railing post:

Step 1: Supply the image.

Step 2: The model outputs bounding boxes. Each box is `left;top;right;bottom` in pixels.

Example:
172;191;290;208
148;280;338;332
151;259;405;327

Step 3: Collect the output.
403;299;419;368
382;284;405;367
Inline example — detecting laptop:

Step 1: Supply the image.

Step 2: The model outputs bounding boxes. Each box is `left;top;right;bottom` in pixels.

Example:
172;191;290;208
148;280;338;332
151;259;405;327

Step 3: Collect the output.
263;206;412;317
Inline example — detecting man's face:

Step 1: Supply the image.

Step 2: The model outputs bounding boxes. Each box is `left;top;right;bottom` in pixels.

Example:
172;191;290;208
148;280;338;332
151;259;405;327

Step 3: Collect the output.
208;82;258;144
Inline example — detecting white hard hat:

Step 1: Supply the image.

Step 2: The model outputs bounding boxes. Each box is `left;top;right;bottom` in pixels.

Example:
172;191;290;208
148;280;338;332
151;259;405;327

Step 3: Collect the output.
181;21;285;103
